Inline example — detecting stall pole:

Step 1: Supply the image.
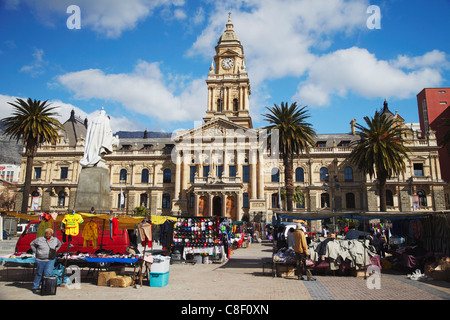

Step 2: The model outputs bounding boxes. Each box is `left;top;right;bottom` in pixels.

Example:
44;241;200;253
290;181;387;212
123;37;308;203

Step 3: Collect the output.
363;211;367;280
100;219;106;250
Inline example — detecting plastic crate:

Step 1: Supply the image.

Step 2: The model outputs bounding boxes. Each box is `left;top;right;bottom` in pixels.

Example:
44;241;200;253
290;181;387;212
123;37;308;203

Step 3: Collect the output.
150;256;171;273
149;271;169;287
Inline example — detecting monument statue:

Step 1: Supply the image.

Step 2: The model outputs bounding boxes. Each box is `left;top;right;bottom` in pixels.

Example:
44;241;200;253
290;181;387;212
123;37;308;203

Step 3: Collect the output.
75;108;118;213
80;108;119;168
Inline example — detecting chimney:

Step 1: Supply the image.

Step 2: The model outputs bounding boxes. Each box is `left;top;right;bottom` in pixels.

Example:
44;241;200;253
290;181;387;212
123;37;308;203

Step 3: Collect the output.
350;119;356;135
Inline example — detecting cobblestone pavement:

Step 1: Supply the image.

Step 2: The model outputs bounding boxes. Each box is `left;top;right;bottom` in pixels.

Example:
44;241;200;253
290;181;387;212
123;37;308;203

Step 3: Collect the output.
0;240;449;301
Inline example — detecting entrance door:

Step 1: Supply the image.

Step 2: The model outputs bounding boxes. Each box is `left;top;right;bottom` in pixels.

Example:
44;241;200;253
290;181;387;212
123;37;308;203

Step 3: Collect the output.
213;196;222;217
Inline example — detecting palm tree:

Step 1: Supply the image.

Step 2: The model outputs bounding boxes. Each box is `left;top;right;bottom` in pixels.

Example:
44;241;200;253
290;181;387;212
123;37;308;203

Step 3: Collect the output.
263;102;316;212
2;98;63;213
349;109;410;212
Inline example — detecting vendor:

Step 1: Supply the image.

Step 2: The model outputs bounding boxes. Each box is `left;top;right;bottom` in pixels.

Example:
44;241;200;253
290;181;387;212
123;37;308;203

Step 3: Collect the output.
30;228;62;293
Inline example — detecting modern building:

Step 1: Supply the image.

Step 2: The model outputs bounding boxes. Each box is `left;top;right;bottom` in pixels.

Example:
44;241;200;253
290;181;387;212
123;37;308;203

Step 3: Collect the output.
14;18;449;220
417;88;450;183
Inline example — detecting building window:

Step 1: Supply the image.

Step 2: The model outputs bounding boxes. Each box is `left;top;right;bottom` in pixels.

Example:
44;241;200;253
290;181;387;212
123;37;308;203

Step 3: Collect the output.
34;167;42;180
271;168;279;183
295;167;304;182
121;145;132;151
190;166;197;183
217;165;223;178
162;193;170;209
119;169;127;182
203;166;210;178
271;193;279;209
60;167;68;180
438;90;446;93
242;165;249;182
143;144;153;151
320;167;329;182
339;141;351;147
316;141;326;148
233;99;239;111
163;169;172;183
243;193;249;208
321;193;330;208
141;169;149;183
140;193;148;208
58;191;66;207
344;167;353;182
229;165;237;178
440;101;447;105
417;190;427;207
118;193;126;208
414;163;424;177
346;193;355;209
386;190;394;207
217;99;222;112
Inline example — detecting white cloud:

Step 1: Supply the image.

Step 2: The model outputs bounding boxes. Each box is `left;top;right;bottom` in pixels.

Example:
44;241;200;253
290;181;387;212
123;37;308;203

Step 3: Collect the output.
0;94;135;133
20;48;47;77
188;0;448;109
57;61;207;123
11;0;186;38
294;47;444;106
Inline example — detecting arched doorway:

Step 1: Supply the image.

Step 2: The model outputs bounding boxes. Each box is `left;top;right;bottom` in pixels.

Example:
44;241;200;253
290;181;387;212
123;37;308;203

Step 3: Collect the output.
198;196;208;216
226;196;236;220
213;196;222;217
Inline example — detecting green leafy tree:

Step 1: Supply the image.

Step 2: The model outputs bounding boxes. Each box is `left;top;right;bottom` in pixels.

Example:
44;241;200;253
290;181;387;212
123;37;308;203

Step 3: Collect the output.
2;98;63;213
349;110;410;211
263;102;316;211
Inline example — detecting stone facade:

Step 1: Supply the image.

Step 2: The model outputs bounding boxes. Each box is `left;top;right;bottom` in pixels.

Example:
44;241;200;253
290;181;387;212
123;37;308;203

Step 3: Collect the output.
14;18;449;221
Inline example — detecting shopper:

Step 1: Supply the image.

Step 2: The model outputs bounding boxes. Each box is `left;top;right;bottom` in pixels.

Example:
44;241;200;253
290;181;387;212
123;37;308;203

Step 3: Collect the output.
30;228;62;293
293;224;313;281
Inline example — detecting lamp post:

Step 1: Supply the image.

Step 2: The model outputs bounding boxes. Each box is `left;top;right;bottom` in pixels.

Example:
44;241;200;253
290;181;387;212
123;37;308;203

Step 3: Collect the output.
323;174;340;234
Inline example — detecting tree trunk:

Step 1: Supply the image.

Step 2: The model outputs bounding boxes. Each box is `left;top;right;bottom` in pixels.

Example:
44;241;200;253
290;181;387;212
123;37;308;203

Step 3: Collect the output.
284;154;294;212
21;141;37;214
378;176;387;212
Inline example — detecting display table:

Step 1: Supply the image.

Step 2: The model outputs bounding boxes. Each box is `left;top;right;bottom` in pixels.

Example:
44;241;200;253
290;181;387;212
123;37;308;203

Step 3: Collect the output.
181;245;225;260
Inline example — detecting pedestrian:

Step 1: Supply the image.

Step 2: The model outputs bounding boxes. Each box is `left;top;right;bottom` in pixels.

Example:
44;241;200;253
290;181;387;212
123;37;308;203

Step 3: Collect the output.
276;226;287;251
293;223;314;281
322;226;329;238
287;227;295;249
374;233;386;258
30;228;62;293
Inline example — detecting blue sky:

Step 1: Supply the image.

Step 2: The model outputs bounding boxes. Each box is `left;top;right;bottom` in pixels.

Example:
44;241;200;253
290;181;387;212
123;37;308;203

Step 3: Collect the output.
0;0;449;135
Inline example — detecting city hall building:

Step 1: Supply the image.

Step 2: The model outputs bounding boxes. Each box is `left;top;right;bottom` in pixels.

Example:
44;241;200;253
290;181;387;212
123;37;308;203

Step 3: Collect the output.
14;18;449;222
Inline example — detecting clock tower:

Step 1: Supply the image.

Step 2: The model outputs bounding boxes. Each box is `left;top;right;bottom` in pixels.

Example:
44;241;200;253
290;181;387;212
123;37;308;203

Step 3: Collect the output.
204;15;253;128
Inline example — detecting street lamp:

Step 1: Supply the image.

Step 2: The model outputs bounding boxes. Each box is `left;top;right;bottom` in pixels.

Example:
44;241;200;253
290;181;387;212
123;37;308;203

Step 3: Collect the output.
323;174;340;234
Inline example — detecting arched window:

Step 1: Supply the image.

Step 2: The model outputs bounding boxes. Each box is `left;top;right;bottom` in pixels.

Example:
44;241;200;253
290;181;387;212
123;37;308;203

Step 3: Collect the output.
386;190;394;207
346;193;355;209
141;169;149;183
58;191;66;207
321;193;330;208
217;99;222;112
295;167;304;182
271;168;279;183
417;190;427;207
162;193;171;208
320;167;329;182
163;169;172;183
119;169;127;182
344;167;353;182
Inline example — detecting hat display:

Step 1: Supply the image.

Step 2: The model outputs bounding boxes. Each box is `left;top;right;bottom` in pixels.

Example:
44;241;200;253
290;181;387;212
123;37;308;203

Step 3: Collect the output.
174;217;218;249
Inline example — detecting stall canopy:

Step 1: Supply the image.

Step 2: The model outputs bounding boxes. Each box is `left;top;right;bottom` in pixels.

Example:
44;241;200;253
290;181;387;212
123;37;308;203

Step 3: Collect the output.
275;210;450;221
1;211;178;230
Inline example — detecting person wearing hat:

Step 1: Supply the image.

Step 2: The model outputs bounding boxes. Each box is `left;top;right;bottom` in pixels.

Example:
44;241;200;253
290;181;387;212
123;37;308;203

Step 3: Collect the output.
30;228;62;293
293;223;313;281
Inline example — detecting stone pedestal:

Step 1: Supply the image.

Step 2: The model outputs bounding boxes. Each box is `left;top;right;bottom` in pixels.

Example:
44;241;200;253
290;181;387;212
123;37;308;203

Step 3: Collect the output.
74;167;111;213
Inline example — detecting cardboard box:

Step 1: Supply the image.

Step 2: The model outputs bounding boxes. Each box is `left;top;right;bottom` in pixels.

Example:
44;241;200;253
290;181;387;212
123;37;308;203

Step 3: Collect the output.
110;275;132;288
276;264;296;277
97;271;117;286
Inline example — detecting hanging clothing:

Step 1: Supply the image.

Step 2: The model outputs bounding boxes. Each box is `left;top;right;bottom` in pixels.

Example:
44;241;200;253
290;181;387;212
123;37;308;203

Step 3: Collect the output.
159;220;174;248
36;220;52;238
138;222;153;248
110;218;119;241
62;213;84;236
82;221;99;249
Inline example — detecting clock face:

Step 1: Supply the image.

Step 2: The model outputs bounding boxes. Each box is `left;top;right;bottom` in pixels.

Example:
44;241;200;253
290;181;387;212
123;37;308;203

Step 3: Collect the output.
222;58;234;70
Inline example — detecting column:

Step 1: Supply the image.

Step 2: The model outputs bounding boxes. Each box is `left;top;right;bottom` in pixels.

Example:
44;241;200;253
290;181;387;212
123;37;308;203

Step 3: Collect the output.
239;86;243;111
258;149;264;199
222;193;227;217
208;193;213;217
251;149;257;199
175;152;181;200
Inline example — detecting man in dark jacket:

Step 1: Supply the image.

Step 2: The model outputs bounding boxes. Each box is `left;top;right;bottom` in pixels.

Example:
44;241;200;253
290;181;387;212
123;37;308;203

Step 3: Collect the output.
30;228;62;293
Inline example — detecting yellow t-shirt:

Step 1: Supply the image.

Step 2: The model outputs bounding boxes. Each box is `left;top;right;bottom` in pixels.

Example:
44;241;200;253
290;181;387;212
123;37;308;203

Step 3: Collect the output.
62;213;84;236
